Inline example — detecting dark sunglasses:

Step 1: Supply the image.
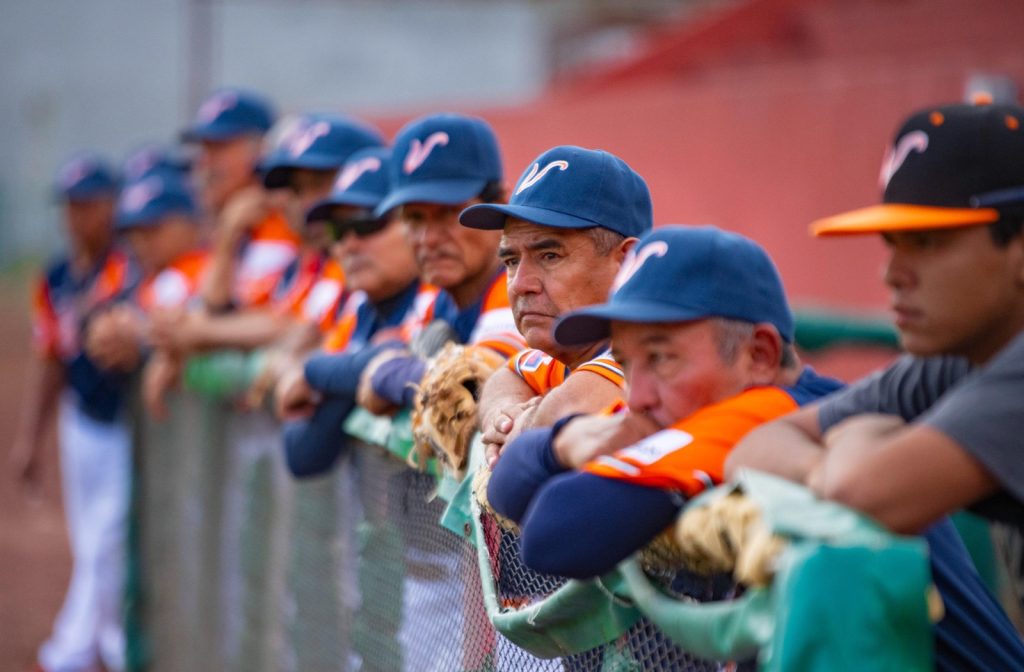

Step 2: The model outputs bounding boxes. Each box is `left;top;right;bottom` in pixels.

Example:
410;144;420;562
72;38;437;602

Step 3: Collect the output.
325;216;389;242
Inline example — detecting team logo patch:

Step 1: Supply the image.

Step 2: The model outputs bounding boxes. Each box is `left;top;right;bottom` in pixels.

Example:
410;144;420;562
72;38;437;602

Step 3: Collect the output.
879;130;928;188
515;160;569;195
518;349;549;372
287;120;331;158
58;159;93;190
611;241;668;292
617;429;692;465
121;176;164;214
198;92;238;123
336;156;382;192
403;132;450;174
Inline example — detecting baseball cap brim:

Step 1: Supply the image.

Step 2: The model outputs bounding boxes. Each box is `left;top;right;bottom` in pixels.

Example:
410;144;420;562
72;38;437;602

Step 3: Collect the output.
460;203;598;231
554;299;704;347
811;204;1000;237
306;193;380;223
374;178;486;217
117;205;196;231
261;153;345;189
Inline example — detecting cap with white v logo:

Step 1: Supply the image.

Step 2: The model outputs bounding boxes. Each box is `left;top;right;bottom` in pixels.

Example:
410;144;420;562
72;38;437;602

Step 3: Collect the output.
374;113;503;216
260;113;384;190
812;100;1024;236
460;144;652;239
306;146;393;222
553;225;794;346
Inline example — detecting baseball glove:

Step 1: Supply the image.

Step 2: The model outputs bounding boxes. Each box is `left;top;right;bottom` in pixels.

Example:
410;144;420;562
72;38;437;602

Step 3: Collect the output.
411;342;505;478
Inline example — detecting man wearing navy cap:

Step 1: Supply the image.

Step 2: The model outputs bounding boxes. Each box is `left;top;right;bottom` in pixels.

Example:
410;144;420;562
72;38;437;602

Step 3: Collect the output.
180;87;303;312
460;145;652;467
488;225;841;578
273;147;430;476
85;171;209;419
148;113;383;359
14;154;137;672
355;113;525;415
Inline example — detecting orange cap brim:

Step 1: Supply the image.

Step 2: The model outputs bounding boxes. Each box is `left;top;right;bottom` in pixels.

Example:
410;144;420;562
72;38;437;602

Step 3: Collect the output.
810;204;1000;237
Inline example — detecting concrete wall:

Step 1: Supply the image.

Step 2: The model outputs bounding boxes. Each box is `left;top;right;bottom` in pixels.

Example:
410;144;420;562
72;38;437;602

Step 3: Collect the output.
0;0;552;263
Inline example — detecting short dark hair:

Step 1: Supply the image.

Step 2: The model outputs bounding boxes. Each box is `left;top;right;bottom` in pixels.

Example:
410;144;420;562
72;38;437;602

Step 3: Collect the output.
477;181;505;204
988;214;1024;248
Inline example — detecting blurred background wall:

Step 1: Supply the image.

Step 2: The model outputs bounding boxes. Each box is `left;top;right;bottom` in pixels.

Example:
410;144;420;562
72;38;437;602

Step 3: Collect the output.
0;0;696;265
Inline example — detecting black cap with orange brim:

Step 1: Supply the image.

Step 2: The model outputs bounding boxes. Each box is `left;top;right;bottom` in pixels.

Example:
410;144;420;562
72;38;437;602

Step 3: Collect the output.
811;101;1024;237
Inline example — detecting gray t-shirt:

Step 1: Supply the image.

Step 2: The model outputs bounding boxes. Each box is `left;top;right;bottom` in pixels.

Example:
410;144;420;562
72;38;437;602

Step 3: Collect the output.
818;331;1024;527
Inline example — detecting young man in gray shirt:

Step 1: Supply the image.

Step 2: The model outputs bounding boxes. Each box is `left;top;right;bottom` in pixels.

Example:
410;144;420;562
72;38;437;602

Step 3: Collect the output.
728;100;1024;532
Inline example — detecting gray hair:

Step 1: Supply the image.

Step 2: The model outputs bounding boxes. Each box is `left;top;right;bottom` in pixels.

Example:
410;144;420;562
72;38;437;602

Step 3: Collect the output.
585;227;628;255
712;318;797;368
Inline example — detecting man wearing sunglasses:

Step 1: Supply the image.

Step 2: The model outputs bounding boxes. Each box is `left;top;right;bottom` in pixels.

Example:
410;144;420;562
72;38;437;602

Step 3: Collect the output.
273;147;433;476
354;113;525;418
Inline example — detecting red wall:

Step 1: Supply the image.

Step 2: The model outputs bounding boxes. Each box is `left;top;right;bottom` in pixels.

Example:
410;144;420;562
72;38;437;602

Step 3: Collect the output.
371;0;1024;377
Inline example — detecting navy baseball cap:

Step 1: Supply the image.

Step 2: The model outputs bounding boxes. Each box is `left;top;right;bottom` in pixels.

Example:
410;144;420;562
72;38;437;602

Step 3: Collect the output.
261;113;385;190
54;153;120;201
374;113;502;216
306;147;392;222
181;87;276;142
122;143;192;182
555;225;794;346
116;173;199;230
460;145;652;238
812;101;1024;236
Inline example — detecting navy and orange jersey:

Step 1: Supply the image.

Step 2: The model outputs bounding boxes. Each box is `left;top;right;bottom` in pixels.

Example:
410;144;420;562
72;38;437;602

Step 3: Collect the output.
508;346;625;395
412;270;524;358
32;248;135;361
234;211;301;308
135;249;210;313
272;251;347;332
297;259;347;333
581;386;800;496
322;281;438;355
490;368;844;579
32;248;138;422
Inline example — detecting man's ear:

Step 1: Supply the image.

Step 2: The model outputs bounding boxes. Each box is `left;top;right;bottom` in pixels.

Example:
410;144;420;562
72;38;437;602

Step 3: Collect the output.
745;323;785;385
615;236;638;263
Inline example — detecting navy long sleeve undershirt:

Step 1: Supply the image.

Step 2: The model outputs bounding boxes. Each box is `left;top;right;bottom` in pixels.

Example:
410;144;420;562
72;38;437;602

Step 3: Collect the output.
487;421;682;579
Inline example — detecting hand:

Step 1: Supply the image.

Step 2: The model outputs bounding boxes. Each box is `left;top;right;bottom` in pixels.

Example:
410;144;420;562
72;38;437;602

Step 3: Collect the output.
245;348;294;411
274;362;321;420
142;352;182;420
148;307;201;355
480;396;542;468
552;412;662;470
356;349;406;416
217;185;269;249
85;306;144;371
9;434;43;501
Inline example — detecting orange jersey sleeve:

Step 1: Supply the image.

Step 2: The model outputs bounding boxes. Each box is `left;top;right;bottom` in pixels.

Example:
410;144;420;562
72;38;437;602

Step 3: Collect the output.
136;249;209;312
507;349;567;395
297;259;346;332
468;272;525;358
31;275;60;358
582;386;799;496
322;292;363;353
273;251;323;316
234;211;301;308
508;347;625;395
